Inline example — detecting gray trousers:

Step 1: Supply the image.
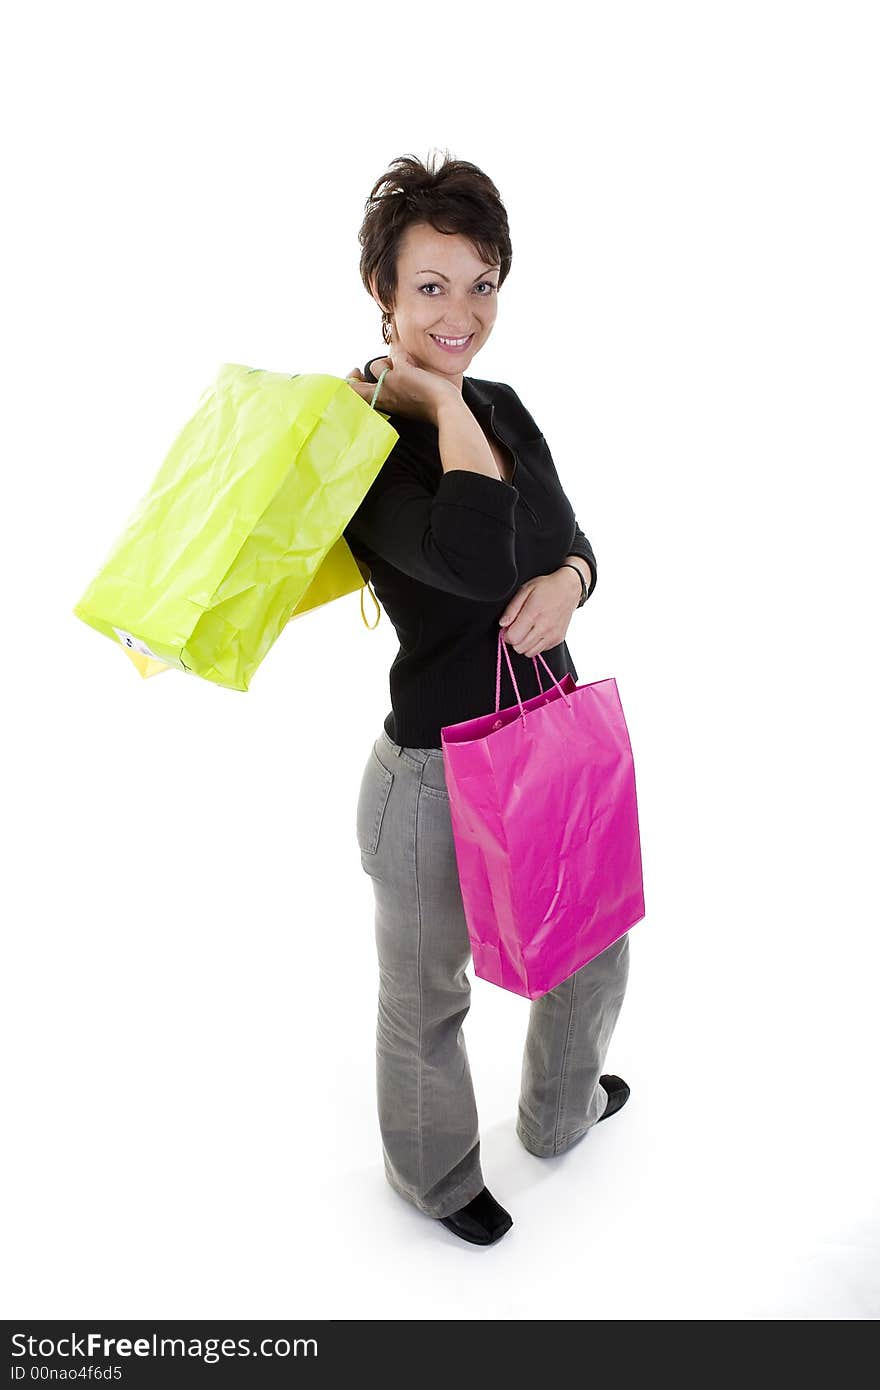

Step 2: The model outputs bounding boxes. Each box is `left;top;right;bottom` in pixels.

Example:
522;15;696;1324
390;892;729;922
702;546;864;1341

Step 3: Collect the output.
356;727;630;1221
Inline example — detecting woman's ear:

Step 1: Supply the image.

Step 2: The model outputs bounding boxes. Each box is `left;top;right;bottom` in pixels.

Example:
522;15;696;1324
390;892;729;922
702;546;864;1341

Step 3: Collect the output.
368;277;389;316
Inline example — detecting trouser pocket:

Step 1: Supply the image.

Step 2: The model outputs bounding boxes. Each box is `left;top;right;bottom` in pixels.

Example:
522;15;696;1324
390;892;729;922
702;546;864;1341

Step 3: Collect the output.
356;743;395;858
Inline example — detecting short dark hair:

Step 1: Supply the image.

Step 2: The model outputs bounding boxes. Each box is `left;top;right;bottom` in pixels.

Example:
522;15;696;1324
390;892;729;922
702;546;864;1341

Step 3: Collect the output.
358;149;513;345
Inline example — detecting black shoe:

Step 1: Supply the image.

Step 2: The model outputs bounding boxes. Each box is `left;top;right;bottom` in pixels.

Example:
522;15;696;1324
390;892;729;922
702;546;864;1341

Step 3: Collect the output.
596;1074;630;1122
438;1186;513;1246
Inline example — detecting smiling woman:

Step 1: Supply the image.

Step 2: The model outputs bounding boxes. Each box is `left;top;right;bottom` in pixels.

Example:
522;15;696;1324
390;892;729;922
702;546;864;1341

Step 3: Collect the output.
357;150;511;393
347;149;628;1250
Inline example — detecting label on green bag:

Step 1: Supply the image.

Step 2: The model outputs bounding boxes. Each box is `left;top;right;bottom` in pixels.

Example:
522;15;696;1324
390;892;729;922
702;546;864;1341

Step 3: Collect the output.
113;626;178;666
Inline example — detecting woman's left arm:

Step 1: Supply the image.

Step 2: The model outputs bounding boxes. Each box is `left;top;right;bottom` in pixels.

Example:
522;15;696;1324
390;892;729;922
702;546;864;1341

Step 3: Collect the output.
494;383;597;651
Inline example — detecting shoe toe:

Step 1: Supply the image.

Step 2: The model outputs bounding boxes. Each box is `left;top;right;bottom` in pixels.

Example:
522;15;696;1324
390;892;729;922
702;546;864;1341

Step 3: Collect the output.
597;1074;631;1122
439;1211;495;1244
438;1187;513;1245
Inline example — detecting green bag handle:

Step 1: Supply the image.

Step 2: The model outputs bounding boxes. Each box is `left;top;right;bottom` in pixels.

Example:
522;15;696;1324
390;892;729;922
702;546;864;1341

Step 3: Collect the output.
369;365;389;409
342;363;391;631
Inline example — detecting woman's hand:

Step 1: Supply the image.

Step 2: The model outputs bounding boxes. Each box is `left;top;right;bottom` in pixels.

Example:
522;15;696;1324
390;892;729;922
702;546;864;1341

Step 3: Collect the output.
344;321;456;425
497;570;582;660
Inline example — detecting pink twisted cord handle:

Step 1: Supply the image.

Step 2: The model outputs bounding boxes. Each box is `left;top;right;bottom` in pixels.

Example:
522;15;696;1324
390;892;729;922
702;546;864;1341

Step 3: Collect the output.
495;627;574;730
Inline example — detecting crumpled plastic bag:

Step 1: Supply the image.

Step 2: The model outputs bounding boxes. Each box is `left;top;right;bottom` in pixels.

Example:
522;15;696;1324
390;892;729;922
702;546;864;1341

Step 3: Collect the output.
73;363;396;690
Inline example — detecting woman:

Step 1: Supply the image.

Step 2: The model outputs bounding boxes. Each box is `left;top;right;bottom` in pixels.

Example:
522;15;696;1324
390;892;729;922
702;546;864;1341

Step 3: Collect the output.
343;153;630;1247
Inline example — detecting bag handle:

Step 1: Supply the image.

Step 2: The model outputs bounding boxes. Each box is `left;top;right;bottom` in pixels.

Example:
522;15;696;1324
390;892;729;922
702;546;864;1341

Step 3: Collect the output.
343;365;390;630
495;627;574;729
369;366;389;410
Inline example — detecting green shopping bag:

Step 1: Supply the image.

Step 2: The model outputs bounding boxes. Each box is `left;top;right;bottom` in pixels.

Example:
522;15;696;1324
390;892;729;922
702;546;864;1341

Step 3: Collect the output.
73;363;396;691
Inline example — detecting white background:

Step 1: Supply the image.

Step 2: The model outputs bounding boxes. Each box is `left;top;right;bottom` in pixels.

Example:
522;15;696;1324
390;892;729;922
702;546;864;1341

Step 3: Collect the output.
3;0;878;1321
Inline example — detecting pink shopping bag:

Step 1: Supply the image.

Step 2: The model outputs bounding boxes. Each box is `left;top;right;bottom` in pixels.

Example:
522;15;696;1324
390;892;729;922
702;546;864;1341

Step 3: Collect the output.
440;629;645;1000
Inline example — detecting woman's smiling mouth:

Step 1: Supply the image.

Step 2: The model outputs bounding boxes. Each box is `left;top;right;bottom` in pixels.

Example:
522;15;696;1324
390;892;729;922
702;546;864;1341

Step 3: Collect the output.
429;333;475;353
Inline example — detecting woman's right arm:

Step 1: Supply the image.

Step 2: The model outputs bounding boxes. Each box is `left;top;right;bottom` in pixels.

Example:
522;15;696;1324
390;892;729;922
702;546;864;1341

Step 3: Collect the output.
344;414;519;602
434;390;504;480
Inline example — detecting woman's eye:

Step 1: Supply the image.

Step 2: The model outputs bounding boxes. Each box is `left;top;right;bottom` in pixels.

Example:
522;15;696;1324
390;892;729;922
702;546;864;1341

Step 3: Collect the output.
419;282;498;296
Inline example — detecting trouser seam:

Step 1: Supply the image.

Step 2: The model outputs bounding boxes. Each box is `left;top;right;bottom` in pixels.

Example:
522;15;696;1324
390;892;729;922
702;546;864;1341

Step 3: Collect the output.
553;970;578;1150
432;1169;485;1220
518;1117;590;1155
388;1163;484;1220
414;779;425;1197
517;1116;544;1144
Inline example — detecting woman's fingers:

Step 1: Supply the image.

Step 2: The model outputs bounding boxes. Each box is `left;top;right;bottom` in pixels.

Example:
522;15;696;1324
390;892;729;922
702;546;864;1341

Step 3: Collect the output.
345;369;371;395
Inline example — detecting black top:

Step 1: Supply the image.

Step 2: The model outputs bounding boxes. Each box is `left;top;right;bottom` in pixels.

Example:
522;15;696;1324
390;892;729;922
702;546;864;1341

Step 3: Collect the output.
343;357;598;749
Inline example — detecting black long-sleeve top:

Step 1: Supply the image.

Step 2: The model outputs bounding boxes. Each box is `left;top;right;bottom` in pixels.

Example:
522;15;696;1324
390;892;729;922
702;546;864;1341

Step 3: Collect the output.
342;357;598;749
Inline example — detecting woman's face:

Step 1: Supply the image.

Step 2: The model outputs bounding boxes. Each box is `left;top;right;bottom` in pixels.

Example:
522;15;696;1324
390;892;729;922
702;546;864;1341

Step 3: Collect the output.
373;221;500;388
